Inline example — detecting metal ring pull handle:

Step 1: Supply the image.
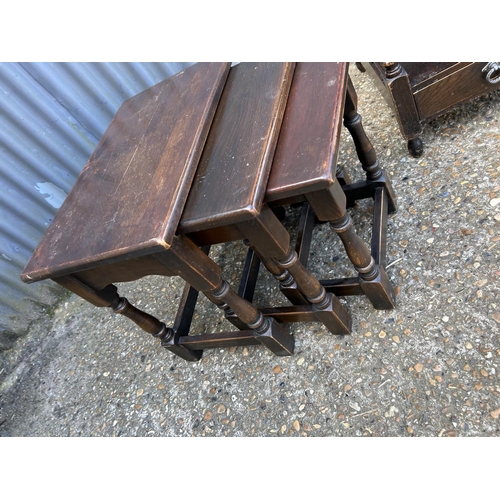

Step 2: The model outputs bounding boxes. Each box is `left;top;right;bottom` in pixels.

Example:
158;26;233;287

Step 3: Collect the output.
482;62;500;84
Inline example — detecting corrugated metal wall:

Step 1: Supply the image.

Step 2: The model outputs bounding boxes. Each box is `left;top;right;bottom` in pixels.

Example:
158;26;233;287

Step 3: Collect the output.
0;62;194;349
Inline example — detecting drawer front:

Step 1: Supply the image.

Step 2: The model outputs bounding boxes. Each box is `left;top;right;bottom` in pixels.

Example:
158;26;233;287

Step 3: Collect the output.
414;62;500;121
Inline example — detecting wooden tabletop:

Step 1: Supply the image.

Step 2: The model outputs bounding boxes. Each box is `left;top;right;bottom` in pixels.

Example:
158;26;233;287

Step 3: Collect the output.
21;62;231;283
265;62;349;202
179;62;295;233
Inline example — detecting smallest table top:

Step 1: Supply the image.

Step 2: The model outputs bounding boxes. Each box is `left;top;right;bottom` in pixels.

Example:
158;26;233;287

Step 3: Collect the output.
265;62;349;202
22;62;231;283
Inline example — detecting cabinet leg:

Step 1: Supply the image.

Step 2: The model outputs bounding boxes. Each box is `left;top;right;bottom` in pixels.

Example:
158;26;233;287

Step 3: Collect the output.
408;137;423;157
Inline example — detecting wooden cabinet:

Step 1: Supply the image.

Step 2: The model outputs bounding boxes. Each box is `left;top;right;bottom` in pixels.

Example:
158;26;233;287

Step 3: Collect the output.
358;62;500;156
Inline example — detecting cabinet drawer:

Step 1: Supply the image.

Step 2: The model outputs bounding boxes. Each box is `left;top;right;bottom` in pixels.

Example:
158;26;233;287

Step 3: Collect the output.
413;62;500;121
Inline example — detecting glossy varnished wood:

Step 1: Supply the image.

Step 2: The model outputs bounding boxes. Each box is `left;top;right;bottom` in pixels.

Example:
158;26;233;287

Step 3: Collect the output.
180;62;295;233
178;62;352;336
264;63;396;309
412;62;500;120
22;61;400;361
20;63;296;361
21;62;231;284
72;254;176;291
175;62;396;338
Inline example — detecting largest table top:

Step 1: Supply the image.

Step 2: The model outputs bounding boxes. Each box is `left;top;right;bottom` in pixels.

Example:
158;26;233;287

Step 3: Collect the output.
22;62;232;283
21;62;297;284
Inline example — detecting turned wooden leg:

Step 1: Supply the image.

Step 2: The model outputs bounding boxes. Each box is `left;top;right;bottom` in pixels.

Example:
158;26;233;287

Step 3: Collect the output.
343;76;383;181
275;247;352;334
343;76;398;213
111;295;172;340
329;213;395;309
305;182;396;310
155;234;294;356
205;280;294;356
52;275;184;351
237;206;352;335
244;239;310;306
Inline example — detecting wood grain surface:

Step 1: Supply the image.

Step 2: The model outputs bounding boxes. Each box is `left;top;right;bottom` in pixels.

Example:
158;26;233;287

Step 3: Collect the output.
21;62;231;283
265;62;348;202
179;62;295;233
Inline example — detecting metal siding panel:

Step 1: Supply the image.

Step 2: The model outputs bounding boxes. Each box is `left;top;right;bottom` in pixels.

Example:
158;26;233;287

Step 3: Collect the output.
0;62;195;349
20;62;195;137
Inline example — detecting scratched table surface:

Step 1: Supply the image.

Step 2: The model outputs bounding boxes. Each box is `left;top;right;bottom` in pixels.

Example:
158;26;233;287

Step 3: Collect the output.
21;62;231;284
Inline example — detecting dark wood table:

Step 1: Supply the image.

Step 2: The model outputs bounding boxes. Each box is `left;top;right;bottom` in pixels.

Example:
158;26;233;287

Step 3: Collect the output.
21;62;298;361
264;63;397;310
176;62;352;352
21;62;398;363
171;63;397;356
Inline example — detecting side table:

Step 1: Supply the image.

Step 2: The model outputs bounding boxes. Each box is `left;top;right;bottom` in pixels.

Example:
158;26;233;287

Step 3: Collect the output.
20;62;296;362
172;63;397;356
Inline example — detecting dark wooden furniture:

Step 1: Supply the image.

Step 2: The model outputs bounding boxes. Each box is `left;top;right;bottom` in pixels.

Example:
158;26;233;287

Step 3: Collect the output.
173;63;397;358
21;61;398;363
21;62;298;362
358;62;500;156
172;62;353;359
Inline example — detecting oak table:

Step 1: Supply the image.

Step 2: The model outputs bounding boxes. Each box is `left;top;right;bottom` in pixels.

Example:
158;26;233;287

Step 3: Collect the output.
173;63;397;356
21;62;397;363
171;62;353;356
264;62;397;311
21;62;298;362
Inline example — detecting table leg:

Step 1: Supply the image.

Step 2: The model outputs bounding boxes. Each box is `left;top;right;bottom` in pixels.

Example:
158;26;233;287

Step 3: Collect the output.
155;234;294;356
237;206;352;335
244;239;310;306
53;275;176;341
305;182;396;310
343;76;398;213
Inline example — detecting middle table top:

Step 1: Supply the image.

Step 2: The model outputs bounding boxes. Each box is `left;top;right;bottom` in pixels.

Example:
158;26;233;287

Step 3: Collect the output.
179;62;295;233
180;62;350;234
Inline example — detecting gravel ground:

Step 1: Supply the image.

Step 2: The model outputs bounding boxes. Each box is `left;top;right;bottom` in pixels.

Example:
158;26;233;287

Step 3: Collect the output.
1;64;499;438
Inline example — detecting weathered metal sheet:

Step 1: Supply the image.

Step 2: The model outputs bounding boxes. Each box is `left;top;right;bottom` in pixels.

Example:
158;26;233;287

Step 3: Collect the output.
0;62;194;349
